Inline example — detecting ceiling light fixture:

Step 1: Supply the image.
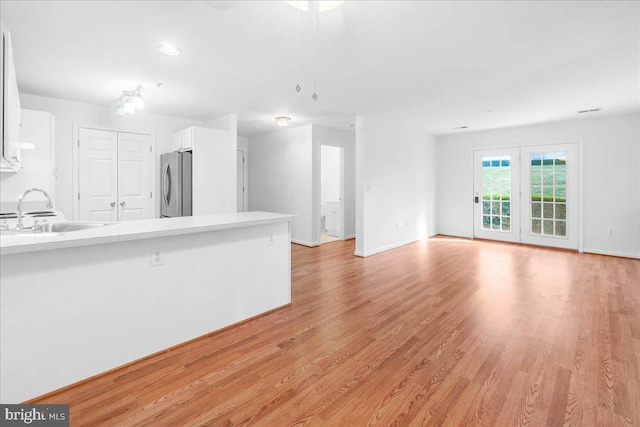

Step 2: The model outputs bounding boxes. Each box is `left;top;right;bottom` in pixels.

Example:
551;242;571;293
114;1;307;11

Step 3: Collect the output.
116;86;144;116
158;42;181;56
275;116;292;127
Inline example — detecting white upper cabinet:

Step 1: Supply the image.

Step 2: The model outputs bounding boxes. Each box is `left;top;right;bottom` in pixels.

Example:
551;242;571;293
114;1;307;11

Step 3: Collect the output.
1;21;23;172
172;127;194;152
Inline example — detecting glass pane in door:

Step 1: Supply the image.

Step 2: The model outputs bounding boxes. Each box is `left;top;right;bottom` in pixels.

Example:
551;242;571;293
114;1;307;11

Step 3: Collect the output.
530;151;567;237
481;156;511;231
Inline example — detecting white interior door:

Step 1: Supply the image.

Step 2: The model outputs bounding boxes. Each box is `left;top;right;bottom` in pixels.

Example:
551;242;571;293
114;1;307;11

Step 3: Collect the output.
520;143;578;249
118;132;152;221
78;128;118;221
237;150;244;212
473;148;520;243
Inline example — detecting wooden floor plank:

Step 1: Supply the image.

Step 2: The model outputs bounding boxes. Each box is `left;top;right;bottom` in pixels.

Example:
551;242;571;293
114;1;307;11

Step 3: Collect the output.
27;237;639;426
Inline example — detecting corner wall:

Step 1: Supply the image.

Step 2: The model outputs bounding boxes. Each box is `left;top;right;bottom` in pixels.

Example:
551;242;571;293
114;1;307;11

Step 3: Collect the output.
437;113;640;258
248;125;314;245
355;113;438;256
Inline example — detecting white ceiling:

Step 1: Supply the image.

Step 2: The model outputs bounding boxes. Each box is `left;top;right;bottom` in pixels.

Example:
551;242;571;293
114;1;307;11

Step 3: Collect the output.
1;1;638;137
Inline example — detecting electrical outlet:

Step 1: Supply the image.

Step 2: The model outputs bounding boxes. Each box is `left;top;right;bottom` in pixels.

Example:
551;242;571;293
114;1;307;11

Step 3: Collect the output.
608;229;614;236
267;232;275;245
150;249;163;267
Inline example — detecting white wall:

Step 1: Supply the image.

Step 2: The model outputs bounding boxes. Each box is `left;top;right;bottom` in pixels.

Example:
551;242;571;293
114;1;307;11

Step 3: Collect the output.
355;114;438;256
321;145;340;204
248;125;314;245
19;94;207;219
237;135;249;151
437;113;640;258
312;125;356;241
207;115;238;212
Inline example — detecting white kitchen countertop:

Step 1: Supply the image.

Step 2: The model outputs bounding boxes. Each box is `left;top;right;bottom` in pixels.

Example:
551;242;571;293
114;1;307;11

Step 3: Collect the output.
0;211;295;255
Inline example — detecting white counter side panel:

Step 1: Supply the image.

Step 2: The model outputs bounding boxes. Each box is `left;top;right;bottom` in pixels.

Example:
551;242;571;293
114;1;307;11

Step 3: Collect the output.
1;220;291;403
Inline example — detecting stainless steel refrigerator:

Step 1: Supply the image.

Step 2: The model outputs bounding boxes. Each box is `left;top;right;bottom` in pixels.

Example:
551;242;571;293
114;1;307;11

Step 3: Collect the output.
160;151;192;217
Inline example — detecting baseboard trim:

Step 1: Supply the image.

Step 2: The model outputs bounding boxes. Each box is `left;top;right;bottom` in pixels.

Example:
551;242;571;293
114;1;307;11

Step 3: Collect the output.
24;303;291;404
583;248;640;259
436;231;474;239
291;239;319;247
345;234;355;240
356;237;423;257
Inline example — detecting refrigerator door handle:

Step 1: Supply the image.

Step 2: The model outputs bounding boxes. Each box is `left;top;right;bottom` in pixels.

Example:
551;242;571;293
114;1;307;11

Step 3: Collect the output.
166;163;172;205
162;163;170;207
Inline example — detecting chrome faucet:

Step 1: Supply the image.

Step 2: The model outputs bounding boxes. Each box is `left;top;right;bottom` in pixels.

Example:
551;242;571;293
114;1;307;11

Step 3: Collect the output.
16;188;53;230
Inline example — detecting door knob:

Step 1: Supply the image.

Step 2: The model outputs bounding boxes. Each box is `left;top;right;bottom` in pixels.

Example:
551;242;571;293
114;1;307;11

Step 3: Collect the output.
120;201;126;206
110;202;116;207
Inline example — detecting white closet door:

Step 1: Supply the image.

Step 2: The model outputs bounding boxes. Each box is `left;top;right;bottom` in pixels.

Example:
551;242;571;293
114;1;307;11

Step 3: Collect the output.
78;128;118;221
118;132;152;221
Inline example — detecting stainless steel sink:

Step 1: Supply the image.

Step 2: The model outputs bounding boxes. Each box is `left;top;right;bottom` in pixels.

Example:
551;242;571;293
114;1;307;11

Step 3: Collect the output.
1;222;109;235
40;222;109;233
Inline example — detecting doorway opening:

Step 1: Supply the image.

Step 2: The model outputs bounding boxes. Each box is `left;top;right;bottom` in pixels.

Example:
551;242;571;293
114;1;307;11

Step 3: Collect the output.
320;145;343;244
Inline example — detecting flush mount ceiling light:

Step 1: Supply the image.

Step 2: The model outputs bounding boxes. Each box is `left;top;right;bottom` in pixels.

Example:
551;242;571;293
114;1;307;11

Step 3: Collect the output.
158;42;181;56
275;116;292;127
116;86;144;116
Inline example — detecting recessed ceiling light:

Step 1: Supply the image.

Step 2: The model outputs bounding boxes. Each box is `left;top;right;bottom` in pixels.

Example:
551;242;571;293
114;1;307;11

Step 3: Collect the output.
454;126;468;130
275;116;291;127
158;42;181;56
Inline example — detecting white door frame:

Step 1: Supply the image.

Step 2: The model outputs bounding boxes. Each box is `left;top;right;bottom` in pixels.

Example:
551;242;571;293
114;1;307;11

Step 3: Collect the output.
470;140;584;252
72;124;155;221
318;144;345;243
236;149;248;212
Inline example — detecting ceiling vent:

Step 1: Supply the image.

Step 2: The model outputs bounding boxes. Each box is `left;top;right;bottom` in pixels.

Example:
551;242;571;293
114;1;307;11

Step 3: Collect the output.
577;108;601;114
454;126;468;130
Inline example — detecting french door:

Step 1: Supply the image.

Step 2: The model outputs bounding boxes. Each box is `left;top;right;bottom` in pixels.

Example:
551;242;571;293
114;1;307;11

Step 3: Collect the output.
473;143;579;250
473;148;521;243
521;144;578;249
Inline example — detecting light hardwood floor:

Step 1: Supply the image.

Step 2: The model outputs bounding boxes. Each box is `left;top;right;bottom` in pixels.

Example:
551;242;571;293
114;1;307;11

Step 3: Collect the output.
32;236;640;426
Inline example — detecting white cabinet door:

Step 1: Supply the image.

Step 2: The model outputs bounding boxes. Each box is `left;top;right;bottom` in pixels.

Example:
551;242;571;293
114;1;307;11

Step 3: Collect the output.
2;27;21;169
78;128;118;222
181;128;193;151
118;133;152;221
171;132;181;151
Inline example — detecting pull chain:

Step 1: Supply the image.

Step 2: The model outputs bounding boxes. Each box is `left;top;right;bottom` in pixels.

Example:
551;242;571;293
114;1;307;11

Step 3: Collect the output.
312;0;318;101
295;5;301;93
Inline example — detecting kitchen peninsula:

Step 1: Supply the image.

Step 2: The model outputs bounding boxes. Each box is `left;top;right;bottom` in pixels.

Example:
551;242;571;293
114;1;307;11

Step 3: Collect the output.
0;211;294;403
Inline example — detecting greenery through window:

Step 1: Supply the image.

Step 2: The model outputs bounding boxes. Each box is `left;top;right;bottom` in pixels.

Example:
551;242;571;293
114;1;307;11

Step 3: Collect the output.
481;156;511;232
530;152;567;237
